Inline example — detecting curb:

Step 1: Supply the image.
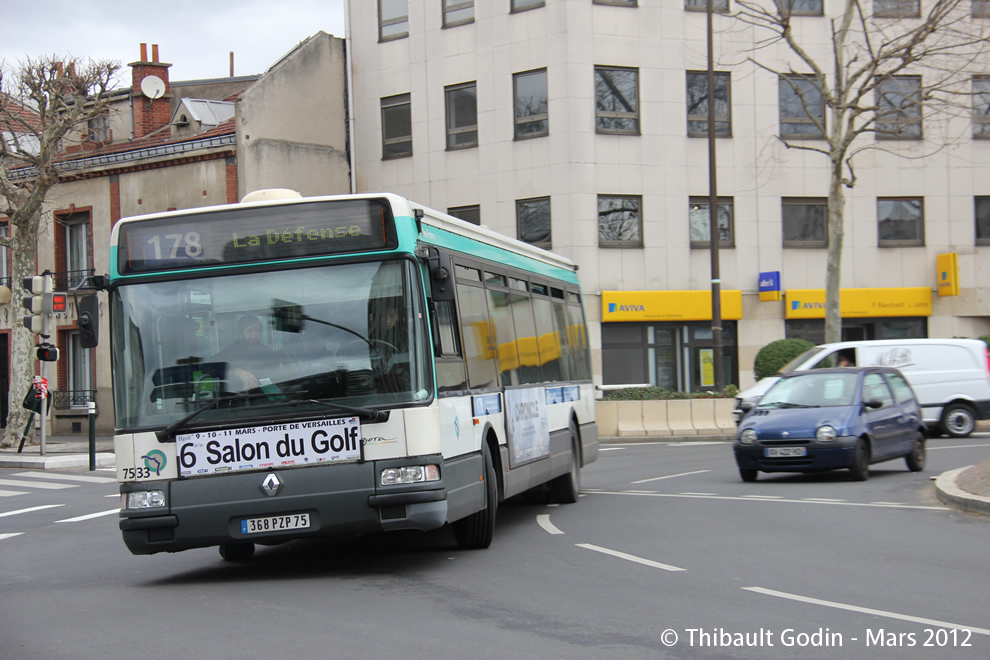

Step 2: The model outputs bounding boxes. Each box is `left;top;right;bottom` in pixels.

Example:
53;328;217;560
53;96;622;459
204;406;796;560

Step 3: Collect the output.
0;453;115;470
600;435;733;444
935;466;990;516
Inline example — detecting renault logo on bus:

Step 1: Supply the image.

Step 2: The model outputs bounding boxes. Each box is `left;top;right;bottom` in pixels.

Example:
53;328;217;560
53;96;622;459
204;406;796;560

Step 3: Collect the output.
261;473;281;497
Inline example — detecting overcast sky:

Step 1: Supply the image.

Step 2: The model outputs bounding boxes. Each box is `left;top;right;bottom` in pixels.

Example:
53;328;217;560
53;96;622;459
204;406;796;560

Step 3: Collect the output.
1;0;346;86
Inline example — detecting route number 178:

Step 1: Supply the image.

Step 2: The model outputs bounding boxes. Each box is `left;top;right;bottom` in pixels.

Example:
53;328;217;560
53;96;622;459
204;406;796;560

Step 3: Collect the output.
147;232;203;259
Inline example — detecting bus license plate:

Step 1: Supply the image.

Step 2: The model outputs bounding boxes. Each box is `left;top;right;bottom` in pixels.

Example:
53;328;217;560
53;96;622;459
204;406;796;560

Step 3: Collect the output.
765;447;807;457
241;513;311;535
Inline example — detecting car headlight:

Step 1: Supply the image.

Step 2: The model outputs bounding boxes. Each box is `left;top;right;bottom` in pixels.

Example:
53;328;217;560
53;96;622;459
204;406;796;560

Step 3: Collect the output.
739;429;758;444
816;425;837;442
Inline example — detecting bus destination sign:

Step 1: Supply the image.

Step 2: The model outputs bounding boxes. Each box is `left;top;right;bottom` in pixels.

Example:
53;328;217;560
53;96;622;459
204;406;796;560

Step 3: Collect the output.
118;199;397;274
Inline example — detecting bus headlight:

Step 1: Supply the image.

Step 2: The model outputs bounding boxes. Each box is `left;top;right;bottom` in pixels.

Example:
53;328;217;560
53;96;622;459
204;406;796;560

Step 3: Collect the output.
123;490;166;509
739;429;758;444
380;465;440;486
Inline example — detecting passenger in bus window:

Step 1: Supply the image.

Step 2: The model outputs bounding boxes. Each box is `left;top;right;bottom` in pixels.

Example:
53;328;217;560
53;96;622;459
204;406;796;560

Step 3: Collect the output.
215;314;280;391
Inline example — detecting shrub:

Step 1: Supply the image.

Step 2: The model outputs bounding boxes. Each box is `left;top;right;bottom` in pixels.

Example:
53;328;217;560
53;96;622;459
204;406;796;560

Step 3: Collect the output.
980;335;990;350
753;338;815;381
601;384;739;401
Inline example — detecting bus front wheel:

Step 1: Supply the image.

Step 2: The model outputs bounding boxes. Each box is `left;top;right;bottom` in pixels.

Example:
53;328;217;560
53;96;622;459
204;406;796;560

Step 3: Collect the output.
453;442;497;550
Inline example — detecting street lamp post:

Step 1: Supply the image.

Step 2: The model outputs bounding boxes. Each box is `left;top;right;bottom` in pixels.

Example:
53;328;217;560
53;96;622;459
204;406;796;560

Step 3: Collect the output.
706;0;725;393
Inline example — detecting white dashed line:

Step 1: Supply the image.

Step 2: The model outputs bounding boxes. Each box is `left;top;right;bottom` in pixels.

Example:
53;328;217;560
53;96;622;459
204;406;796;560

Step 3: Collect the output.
0;504;64;518
577;543;686;572
0;478;75;490
744;586;990;636
632;469;711;485
588;491;947;510
13;471;116;484
54;509;119;523
0;533;25;541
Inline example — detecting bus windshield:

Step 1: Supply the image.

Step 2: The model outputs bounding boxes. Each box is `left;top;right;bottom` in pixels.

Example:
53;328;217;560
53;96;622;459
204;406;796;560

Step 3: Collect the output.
110;258;431;430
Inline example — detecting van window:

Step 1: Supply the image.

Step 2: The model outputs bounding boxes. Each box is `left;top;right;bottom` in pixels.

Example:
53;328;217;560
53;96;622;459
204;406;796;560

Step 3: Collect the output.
780;347;827;374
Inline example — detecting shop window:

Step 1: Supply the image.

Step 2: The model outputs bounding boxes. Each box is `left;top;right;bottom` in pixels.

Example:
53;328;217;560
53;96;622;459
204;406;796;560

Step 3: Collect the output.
595;66;640;134
687;71;731;137
598;195;643;247
782;198;827;248
689;196;734;248
878;197;924;247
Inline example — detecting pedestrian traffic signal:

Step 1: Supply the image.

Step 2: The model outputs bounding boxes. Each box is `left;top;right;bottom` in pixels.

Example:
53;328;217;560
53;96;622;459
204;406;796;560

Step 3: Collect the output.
22;275;46;335
36;344;59;362
47;292;67;314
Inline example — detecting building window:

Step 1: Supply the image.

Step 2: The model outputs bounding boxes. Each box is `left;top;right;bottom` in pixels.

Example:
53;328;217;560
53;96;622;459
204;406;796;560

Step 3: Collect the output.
974;77;990;138
976;0;990;17
595;66;640;135
778;0;824;14
595;0;638;5
67;331;94;409
514;69;549;139
782;198;828;248
445;82;478;149
381;94;412;159
874;0;920;17
511;0;545;12
87;113;110;143
685;0;729;12
598;195;643;247
379;0;409;41
876;76;922;139
689;197;734;248
448;205;481;225
517;197;551;249
976;197;990;245
443;0;474;27
779;75;825;138
687;71;731;137
0;224;9;288
58;212;91;289
877;198;924;247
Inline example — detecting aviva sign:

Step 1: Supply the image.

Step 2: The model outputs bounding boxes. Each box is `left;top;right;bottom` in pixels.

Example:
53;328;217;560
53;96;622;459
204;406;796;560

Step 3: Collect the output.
785;288;931;319
602;290;743;322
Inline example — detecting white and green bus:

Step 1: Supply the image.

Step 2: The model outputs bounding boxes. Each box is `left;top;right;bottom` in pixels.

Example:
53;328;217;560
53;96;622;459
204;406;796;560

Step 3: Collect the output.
103;190;598;560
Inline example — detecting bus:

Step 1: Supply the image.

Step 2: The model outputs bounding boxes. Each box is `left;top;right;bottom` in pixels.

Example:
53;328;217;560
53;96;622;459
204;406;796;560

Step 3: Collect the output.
102;189;598;560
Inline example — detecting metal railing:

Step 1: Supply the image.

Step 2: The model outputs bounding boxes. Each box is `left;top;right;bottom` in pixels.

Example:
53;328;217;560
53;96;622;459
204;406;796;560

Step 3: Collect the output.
53;389;97;410
52;269;96;291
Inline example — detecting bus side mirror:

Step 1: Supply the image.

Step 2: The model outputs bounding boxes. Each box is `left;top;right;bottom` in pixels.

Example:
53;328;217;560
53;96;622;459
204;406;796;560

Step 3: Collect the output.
78;294;100;348
418;245;455;302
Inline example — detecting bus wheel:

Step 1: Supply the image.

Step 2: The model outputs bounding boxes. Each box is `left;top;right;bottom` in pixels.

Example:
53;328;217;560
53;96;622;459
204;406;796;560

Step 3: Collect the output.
550;421;581;504
219;542;255;562
453;442;497;550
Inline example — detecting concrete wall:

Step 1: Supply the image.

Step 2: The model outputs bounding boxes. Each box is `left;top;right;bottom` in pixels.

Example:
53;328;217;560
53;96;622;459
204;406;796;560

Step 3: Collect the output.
236;32;351;199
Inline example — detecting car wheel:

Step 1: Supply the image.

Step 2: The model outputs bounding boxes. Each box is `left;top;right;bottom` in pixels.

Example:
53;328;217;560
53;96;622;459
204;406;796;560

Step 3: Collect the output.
739;468;758;482
848;440;870;481
940;403;976;438
905;433;926;472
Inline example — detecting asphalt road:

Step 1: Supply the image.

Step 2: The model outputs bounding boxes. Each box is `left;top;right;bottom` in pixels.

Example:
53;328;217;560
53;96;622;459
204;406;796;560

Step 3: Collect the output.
1;436;988;659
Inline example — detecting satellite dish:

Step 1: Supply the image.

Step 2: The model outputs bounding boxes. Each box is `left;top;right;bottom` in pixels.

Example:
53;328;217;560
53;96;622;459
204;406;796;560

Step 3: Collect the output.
140;75;166;99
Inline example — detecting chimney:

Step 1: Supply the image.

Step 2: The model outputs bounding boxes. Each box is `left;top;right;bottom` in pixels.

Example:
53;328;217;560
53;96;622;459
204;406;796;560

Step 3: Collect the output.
129;43;173;140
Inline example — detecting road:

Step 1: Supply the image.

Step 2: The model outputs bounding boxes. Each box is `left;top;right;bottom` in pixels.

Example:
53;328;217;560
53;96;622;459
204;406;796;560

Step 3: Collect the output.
1;436;988;659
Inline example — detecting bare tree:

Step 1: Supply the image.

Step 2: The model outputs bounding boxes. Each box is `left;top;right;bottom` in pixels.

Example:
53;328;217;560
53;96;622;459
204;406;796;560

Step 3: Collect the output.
0;55;118;448
733;0;988;343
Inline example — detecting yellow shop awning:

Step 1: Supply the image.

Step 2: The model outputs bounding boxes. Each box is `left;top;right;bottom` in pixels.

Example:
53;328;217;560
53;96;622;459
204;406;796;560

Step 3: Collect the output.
602;290;743;322
785;287;931;319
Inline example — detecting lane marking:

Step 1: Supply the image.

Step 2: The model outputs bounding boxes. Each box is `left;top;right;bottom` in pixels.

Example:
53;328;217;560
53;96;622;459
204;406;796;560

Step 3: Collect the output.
0;489;27;498
0;533;24;541
929;443;990;451
536;514;565;535
742;495;785;499
0;478;75;490
588;490;948;510
600;447;624;451
803;498;845;502
744;586;990;636
577;543;686;572
0;504;65;518
13;472;116;484
54;509;119;523
680;492;717;496
632;469;711;485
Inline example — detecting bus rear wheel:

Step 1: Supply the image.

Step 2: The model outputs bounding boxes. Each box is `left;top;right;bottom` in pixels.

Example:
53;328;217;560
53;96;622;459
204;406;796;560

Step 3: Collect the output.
550;421;581;503
453;442;497;549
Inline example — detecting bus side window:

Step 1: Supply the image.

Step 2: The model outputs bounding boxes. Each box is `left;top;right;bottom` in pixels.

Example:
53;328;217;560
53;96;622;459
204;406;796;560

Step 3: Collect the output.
431;298;468;393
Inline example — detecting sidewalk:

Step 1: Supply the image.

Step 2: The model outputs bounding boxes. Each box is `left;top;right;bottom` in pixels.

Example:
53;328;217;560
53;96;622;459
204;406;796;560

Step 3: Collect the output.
2;433;989;517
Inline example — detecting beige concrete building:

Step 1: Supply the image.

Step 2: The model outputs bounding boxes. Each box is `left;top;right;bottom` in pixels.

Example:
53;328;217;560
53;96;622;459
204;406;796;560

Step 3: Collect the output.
344;0;990;393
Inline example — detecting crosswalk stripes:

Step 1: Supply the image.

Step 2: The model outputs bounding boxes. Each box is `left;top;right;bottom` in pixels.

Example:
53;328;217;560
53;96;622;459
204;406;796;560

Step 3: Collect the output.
0;478;75;490
12;471;116;484
0;470;117;497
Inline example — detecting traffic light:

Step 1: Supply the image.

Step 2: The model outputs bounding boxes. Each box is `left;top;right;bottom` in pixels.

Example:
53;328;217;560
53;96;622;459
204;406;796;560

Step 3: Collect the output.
36;344;59;362
22;275;46;335
48;292;67;314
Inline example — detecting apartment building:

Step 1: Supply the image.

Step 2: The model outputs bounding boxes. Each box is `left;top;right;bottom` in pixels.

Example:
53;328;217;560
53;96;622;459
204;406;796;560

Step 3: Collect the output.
345;0;990;391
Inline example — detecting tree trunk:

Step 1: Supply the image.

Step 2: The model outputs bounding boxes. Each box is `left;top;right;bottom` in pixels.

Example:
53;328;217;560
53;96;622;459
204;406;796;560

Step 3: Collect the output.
824;157;846;345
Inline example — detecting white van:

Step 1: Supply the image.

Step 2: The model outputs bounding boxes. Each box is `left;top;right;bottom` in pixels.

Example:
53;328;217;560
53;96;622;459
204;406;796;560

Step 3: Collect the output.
735;338;990;437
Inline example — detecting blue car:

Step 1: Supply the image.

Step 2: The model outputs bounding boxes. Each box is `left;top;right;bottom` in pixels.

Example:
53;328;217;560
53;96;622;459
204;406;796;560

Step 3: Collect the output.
733;367;927;482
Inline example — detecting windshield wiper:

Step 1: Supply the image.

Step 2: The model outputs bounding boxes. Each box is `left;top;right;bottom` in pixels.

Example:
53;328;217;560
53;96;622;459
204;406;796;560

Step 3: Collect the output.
759;401;818;409
155;392;387;443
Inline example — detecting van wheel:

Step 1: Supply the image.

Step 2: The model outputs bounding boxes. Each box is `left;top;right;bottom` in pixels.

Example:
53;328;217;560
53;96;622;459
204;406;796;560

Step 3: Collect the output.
940;403;976;438
905;433;926;472
453;442;497;549
848;440;870;481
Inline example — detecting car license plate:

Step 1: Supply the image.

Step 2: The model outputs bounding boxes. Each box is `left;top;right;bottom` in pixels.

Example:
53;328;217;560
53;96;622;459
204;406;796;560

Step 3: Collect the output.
765;447;807;457
241;513;311;535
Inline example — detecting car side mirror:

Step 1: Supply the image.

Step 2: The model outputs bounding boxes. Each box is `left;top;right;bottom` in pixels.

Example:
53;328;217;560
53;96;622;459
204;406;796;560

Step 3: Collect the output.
864;398;883;409
740;401;754;413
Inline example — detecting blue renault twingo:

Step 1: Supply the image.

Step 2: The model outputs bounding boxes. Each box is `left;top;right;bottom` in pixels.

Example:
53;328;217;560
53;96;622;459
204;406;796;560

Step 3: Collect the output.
733;367;927;482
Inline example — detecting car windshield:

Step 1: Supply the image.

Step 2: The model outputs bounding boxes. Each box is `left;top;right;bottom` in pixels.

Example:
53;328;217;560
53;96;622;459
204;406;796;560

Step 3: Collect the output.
110;258;432;430
758;372;859;409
